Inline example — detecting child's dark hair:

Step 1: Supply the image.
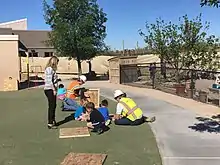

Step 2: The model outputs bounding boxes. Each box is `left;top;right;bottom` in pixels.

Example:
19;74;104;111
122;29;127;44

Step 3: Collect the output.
80;97;88;102
58;84;64;88
85;102;95;109
101;99;108;106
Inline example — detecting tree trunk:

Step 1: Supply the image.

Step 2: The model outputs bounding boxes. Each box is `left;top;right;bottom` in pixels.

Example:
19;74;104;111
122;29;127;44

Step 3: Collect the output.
76;56;82;76
175;69;180;83
160;57;164;75
88;61;92;73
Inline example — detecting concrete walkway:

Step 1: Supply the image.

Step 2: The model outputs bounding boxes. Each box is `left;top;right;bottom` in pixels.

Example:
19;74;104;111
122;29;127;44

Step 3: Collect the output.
64;80;220;165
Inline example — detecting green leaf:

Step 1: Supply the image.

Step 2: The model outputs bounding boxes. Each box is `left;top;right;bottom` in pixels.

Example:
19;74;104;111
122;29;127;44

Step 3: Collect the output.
43;0;107;74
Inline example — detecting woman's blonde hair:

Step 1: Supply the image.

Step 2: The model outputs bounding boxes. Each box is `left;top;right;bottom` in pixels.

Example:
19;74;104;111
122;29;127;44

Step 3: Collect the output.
45;56;59;71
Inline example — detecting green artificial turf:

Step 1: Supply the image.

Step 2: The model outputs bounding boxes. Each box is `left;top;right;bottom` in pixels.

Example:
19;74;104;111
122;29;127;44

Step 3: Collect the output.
0;89;161;165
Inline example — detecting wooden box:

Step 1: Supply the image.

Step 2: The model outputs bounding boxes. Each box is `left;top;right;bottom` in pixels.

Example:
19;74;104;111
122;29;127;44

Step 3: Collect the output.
61;153;107;165
84;88;100;108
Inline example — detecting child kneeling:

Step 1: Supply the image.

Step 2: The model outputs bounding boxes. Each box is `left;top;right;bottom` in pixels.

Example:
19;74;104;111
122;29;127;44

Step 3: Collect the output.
74;97;88;121
98;100;111;126
85;102;107;135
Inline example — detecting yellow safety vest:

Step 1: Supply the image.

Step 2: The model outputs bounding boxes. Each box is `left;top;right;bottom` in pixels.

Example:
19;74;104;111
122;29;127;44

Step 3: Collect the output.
119;97;143;121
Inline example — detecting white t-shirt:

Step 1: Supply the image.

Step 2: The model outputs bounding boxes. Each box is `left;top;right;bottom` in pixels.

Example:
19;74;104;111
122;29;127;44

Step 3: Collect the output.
116;103;124;115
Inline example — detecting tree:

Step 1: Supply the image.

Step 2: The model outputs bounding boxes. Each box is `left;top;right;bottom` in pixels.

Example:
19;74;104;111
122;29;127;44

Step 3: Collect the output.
139;18;169;76
200;0;220;7
43;0;107;75
140;14;220;83
179;14;220;71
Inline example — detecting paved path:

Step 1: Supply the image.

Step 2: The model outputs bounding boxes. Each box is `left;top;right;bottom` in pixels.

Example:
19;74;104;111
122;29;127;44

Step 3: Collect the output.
64;80;220;165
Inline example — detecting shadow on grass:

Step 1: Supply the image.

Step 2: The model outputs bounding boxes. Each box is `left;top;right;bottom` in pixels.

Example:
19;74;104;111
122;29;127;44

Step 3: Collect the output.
57;113;75;126
189;116;220;133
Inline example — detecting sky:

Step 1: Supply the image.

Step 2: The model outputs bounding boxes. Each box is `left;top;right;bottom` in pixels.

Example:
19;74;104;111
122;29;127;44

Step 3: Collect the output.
0;0;219;50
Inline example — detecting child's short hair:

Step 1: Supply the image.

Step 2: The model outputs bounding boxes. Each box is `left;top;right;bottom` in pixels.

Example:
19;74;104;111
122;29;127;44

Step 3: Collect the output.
85;102;95;109
80;97;88;104
101;99;108;106
80;97;87;101
59;84;64;88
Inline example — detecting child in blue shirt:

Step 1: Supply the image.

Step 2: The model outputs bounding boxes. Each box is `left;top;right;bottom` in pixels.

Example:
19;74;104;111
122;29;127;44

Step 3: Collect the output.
98;100;111;126
57;84;67;100
57;84;79;111
74;97;88;120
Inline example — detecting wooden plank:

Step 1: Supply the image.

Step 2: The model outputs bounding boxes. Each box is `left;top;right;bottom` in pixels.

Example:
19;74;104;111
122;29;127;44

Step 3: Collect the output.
59;127;90;139
60;153;107;165
119;57;137;65
85;88;100;108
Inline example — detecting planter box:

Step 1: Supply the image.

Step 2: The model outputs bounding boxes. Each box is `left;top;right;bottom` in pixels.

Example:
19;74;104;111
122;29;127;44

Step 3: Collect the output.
174;84;185;95
199;91;208;103
186;89;196;98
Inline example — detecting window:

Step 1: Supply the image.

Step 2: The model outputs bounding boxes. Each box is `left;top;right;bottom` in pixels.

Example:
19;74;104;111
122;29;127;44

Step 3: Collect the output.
28;52;38;57
44;52;53;57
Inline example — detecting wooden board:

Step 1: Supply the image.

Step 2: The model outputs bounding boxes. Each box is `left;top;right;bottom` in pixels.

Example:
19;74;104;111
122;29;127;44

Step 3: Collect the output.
60;153;107;165
59;127;90;139
85;88;100;108
120;58;137;65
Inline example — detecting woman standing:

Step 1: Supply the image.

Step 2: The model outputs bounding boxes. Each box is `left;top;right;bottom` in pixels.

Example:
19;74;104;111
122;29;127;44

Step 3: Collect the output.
44;56;59;129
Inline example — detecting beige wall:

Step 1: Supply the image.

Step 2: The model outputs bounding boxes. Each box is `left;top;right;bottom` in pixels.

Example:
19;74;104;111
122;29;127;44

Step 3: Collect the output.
20;55;160;75
0;35;20;91
21;56;112;74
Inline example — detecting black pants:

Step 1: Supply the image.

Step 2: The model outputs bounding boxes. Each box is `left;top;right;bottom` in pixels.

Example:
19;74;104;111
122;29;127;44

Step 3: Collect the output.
114;117;144;126
44;89;57;124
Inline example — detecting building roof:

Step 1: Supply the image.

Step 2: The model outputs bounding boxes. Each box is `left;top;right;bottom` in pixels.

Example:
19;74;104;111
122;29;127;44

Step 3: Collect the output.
12;30;52;49
0;28;12;35
0;18;27;30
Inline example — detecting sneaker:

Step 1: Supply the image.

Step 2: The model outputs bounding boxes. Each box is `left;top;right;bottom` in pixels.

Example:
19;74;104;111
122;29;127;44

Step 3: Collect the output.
47;124;58;129
52;120;57;126
144;116;156;123
105;119;111;126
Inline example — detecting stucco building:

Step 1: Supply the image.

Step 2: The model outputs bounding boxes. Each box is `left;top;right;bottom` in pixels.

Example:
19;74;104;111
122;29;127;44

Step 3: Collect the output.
0;18;111;91
0;18;54;58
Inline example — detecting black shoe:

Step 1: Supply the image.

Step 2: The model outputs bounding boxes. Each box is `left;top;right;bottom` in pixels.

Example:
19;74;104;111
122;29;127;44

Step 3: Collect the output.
62;108;68;111
47;124;58;129
97;128;104;135
144;116;156;123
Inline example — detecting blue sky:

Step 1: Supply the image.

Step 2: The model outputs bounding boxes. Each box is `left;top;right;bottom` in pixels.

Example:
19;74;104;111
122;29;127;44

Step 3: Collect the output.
0;0;219;50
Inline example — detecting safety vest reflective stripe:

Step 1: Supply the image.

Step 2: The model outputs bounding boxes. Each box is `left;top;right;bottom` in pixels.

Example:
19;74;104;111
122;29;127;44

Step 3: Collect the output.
119;101;138;120
67;90;74;94
71;85;81;91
